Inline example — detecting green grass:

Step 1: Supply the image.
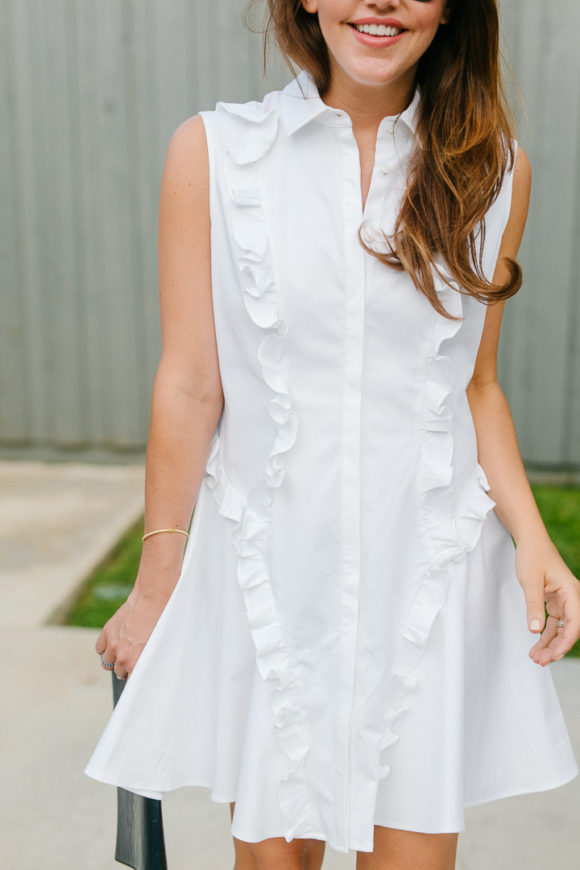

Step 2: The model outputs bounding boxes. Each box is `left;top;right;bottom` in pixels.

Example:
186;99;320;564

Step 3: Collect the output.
530;485;580;658
65;486;580;656
64;515;144;628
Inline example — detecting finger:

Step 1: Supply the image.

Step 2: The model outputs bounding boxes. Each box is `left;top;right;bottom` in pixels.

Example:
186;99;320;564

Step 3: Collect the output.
541;588;580;662
524;585;546;634
530;612;560;648
98;645;116;671
531;620;570;665
549;616;577;662
533;638;563;665
100;660;115;672
529;618;558;660
114;662;128;681
95;630;106;655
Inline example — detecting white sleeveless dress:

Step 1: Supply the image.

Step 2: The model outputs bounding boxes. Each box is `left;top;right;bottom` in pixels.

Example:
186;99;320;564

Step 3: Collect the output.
84;69;578;854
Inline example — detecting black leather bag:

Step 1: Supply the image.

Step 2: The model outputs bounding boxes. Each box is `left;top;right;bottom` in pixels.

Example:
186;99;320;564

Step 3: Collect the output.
111;671;168;870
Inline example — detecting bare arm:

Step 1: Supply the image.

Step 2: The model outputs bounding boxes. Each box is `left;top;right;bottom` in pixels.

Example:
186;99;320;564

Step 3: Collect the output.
96;114;223;678
466;147;539;544
136;113;223;595
467;146;580;665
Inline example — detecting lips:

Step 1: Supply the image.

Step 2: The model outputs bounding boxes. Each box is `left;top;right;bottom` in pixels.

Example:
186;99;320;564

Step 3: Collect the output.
347;22;407;45
348;17;406;29
350;24;403;35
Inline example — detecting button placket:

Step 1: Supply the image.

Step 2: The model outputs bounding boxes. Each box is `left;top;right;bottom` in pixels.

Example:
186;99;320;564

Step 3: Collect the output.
336;126;368;848
377;133;400;177
360;156;391;249
379;159;398;175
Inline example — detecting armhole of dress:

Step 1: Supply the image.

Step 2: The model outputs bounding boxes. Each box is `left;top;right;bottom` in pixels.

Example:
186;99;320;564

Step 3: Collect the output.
500;138;519;239
197;109;217;308
487;138;519;279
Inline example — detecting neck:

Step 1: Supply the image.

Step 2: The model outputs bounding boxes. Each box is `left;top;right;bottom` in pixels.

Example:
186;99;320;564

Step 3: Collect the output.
319;63;417;130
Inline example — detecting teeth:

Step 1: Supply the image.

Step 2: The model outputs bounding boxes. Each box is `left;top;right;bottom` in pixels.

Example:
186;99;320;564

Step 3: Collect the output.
355;24;401;37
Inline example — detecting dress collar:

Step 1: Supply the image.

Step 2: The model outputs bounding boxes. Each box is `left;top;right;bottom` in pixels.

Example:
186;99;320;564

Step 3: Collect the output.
278;68;421;138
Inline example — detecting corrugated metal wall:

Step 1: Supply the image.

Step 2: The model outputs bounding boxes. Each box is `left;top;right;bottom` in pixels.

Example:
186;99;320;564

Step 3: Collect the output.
499;0;580;469
1;0;578;467
0;0;289;459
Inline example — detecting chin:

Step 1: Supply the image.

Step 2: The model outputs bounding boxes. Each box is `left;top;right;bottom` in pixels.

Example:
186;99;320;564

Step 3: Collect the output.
338;59;402;88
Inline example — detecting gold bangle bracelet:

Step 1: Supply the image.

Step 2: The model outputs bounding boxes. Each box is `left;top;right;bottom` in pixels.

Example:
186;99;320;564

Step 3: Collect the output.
142;528;190;542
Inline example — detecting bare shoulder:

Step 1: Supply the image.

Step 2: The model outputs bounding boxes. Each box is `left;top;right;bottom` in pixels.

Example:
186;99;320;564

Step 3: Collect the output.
157;114;216;382
166;113;209;162
512;143;531;208
157;113;210;272
499;143;532;259
159;114;210;219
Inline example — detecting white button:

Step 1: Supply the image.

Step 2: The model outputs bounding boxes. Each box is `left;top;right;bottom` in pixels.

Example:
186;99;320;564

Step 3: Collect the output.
360;222;378;244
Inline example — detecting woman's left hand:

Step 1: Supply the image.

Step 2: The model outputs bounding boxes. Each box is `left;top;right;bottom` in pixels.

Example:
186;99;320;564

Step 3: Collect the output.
515;538;580;666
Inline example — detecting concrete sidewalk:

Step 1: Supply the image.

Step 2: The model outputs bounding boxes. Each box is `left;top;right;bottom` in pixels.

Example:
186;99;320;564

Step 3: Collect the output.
1;459;578;869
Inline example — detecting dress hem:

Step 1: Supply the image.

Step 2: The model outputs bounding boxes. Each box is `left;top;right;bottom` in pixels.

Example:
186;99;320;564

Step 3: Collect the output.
84;761;580;848
463;763;579;810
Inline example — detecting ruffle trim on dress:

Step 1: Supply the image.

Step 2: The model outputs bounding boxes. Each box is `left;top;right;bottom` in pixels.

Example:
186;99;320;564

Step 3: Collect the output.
375;272;497;780
203;99;313;838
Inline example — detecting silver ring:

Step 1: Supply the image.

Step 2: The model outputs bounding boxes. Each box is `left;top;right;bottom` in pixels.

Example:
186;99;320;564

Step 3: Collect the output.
99;653;115;669
557;619;565;628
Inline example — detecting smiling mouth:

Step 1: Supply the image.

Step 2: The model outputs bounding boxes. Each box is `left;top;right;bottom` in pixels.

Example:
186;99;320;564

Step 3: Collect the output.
348;23;406;37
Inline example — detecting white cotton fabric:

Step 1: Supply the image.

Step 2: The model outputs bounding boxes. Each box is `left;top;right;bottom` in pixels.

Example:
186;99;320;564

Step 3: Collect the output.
84;69;578;854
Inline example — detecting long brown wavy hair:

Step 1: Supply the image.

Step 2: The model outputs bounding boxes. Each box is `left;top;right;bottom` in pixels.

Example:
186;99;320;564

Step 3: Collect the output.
244;0;522;319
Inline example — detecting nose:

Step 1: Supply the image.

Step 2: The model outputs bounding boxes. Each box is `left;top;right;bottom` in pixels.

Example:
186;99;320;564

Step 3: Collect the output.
363;0;401;7
363;1;402;14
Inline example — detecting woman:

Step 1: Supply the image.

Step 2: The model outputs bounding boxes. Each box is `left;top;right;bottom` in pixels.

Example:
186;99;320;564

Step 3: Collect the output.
86;2;580;868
